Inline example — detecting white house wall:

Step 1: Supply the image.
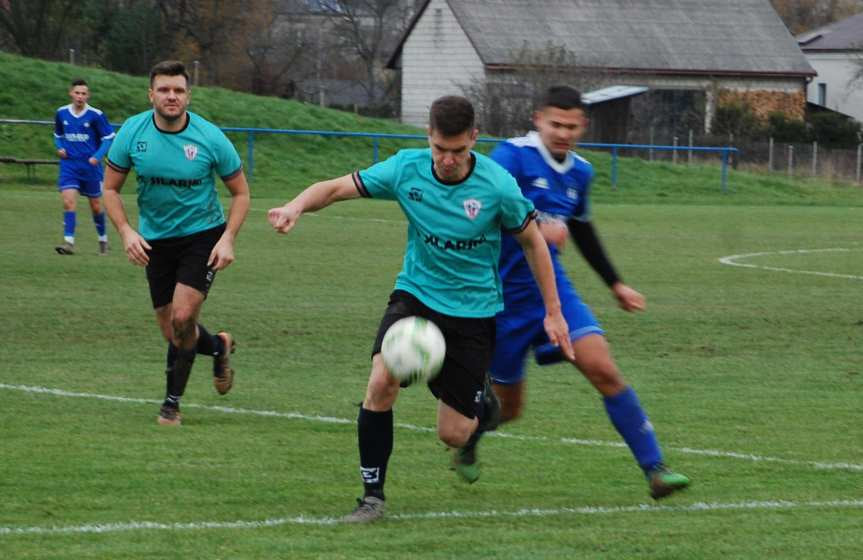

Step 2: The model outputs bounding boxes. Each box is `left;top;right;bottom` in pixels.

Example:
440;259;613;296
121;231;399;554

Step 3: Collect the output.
805;53;863;123
400;0;486;126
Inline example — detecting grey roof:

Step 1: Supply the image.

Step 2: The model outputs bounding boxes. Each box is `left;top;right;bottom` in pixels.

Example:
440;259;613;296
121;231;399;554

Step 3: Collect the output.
797;12;863;51
582;85;648;105
390;0;814;77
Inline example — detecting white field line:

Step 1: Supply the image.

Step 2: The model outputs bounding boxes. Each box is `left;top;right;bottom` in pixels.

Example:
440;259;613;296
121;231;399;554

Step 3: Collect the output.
718;248;863;281
3;383;861;473
2;499;863;535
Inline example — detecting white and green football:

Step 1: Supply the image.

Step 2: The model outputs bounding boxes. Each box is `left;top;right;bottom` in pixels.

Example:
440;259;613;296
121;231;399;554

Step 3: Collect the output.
381;316;446;384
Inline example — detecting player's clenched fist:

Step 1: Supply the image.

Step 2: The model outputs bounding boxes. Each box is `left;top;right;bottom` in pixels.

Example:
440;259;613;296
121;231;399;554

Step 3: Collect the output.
267;204;300;233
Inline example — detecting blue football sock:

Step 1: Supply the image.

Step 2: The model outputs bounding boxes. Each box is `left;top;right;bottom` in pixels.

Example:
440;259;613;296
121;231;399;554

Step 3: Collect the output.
93;211;106;237
603;386;663;474
63;211;76;239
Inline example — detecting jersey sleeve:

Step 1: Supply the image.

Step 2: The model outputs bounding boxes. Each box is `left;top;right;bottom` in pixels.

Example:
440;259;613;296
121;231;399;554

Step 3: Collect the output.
354;152;402;200
106;120;133;172
489;141;522;181
212;128;243;180
53;111;64;149
571;165;594;222
91;112;116;161
499;173;536;233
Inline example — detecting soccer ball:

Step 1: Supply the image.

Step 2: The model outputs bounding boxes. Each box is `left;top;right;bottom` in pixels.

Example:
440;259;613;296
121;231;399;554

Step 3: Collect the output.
381;316;446;384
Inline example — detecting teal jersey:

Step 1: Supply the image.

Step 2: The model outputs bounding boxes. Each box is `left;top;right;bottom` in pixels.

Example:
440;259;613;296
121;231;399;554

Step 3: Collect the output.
355;149;535;318
107;110;242;240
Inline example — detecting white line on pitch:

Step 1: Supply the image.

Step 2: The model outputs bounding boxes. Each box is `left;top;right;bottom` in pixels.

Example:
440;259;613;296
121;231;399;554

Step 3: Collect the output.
718;248;863;280
2;383;861;472
2;499;862;535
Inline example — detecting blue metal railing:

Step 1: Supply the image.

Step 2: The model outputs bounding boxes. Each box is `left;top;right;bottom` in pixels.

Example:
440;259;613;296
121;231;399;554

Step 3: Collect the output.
1;119;738;192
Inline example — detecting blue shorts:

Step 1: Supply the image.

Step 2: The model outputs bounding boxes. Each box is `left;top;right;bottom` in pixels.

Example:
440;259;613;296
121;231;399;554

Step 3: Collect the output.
490;277;604;385
58;162;103;198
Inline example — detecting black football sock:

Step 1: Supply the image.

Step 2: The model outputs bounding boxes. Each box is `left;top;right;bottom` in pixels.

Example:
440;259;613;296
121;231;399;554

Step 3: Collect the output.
357;407;393;501
166;347;196;405
166;343;178;369
195;324;224;357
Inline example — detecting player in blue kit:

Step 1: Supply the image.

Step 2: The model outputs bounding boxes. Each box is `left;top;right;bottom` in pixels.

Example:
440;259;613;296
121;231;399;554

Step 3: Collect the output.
53;79;115;255
268;95;574;523
455;86;690;499
102;61;251;426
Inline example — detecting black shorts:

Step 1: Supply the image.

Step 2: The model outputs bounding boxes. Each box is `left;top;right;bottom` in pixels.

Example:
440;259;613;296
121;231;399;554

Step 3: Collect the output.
372;290;496;419
145;224;226;308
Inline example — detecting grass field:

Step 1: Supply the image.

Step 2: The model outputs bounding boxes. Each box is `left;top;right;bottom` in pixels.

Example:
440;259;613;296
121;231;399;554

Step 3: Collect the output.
1;177;861;559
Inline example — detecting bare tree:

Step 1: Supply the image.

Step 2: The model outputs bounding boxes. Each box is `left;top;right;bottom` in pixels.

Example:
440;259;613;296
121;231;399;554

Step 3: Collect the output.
244;1;314;95
770;0;861;33
0;0;80;58
318;0;413;108
459;43;607;137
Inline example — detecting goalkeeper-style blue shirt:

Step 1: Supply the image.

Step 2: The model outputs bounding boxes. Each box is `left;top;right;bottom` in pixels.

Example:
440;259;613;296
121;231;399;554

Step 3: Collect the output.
53;104;115;177
107;110;242;240
491;132;594;297
355;148;535;318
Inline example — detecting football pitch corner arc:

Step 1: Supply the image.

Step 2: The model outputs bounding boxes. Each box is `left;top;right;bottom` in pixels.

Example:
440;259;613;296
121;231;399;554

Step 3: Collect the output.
2;499;863;537
718;247;863;281
2;383;862;473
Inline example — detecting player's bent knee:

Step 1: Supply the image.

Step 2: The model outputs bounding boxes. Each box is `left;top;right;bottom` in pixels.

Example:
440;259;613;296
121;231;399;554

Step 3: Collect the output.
438;423;472;448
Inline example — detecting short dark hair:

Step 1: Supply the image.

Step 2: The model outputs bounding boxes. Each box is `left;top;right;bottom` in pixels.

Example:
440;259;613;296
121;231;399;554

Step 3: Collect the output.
429;96;475;136
70;79;88;88
149;60;190;87
540;86;584;111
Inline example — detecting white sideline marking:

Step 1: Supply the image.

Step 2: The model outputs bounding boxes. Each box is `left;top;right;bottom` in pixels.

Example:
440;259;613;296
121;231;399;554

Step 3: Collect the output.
1;383;861;472
2;499;862;535
718;248;863;280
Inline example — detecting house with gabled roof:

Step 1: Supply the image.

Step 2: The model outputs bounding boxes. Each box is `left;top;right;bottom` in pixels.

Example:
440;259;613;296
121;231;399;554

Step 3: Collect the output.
797;12;863;123
387;0;815;132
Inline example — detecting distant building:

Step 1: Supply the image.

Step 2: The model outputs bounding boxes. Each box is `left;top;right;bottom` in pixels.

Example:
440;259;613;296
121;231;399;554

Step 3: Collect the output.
797;12;863;123
387;0;815;132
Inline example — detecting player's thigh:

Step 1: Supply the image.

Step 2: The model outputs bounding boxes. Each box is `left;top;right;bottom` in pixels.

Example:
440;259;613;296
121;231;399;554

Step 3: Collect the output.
145;239;180;309
428;312;495;421
174;225;225;301
489;307;544;385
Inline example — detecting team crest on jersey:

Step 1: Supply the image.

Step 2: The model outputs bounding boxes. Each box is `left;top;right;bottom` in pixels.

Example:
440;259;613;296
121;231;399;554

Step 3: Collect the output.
567;188;579;201
183;144;199;161
463;198;482;219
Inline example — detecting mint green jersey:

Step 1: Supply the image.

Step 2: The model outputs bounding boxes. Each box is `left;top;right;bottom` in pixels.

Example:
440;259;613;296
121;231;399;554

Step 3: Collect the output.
107;110;242;240
355;149;535;317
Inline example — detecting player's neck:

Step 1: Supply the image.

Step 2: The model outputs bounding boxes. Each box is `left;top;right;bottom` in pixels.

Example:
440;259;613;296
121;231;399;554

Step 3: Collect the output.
70;103;87;116
154;111;189;133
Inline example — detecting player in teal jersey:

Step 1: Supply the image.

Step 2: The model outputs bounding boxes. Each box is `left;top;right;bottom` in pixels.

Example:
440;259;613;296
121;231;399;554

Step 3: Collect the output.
102;61;250;426
268;95;574;523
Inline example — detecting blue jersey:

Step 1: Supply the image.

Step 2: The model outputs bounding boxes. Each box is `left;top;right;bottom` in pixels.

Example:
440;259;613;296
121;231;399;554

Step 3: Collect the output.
491;132;594;307
355;149;535;318
53;104;115;176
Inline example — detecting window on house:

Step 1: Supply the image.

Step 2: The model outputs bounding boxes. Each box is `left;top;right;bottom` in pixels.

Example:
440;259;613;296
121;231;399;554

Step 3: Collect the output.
817;83;827;106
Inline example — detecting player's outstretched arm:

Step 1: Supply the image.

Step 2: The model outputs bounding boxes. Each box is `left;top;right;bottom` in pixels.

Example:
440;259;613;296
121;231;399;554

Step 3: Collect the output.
514;220;574;361
208;171;251;271
268;174;360;234
103;166;151;266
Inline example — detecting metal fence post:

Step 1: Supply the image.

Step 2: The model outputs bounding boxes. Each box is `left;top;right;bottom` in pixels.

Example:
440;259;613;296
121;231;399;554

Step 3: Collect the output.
768;137;774;172
247;132;255;182
857;143;862;184
69;49;75;65
672;136;678;165
721;150;729;193
787;145;794;177
811;141;818;177
611;147;618;190
373;137;380;163
688;129;693;165
648;127;654;161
